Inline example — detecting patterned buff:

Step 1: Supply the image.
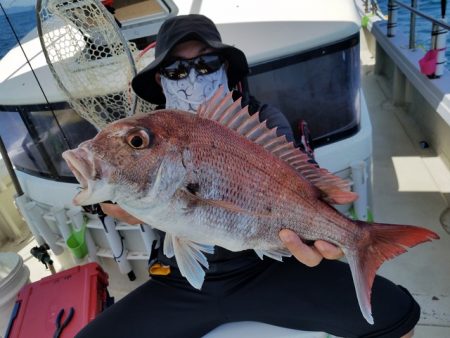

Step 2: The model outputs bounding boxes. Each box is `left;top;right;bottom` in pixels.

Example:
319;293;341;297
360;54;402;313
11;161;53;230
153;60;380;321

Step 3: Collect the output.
161;65;229;112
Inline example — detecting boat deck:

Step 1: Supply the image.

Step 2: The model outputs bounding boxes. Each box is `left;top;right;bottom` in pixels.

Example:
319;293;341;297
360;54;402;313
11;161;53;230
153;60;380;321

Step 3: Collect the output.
2;31;450;337
361;32;450;337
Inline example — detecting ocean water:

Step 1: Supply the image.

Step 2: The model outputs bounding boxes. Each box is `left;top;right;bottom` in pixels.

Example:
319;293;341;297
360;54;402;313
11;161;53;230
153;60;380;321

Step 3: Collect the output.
377;0;450;58
0;2;449;65
0;7;36;59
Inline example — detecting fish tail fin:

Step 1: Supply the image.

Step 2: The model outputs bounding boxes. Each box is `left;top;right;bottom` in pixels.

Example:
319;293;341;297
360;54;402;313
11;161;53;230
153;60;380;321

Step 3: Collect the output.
345;222;439;324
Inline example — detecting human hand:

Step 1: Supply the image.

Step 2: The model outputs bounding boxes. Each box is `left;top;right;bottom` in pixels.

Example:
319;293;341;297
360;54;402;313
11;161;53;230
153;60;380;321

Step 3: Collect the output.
279;229;344;267
100;203;143;225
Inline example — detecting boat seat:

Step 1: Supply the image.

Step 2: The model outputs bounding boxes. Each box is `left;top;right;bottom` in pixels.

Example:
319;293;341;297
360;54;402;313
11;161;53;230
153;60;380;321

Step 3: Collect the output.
203;321;329;338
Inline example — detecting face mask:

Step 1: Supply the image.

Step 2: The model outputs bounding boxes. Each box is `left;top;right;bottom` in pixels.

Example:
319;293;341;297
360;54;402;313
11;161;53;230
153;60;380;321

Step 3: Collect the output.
161;65;229;112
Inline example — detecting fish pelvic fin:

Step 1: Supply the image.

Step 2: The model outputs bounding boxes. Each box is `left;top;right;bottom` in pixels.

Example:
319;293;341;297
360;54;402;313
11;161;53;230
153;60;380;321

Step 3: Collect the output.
164;233;215;290
197;87;357;205
346;221;439;324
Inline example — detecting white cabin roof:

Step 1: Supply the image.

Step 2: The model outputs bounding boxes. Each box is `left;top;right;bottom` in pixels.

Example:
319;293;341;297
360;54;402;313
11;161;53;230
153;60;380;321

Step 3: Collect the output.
0;0;360;105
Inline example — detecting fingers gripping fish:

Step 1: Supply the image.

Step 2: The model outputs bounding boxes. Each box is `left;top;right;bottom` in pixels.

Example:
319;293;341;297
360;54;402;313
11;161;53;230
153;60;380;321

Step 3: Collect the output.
62;88;439;325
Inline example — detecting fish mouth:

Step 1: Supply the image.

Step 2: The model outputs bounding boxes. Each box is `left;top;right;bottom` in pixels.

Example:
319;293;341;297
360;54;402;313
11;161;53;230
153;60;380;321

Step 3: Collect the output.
64;152;89;189
62;148;98;205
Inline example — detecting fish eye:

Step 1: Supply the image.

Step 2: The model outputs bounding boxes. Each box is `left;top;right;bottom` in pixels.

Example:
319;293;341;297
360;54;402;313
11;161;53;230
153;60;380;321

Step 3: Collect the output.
130;136;143;148
126;128;152;149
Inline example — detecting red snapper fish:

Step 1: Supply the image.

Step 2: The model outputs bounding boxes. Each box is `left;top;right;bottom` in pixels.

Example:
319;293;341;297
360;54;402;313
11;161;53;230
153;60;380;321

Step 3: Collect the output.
62;90;439;324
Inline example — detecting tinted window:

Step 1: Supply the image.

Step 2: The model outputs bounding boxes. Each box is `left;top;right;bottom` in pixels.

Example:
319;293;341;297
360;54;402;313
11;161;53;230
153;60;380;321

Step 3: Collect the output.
248;34;360;148
0;104;97;181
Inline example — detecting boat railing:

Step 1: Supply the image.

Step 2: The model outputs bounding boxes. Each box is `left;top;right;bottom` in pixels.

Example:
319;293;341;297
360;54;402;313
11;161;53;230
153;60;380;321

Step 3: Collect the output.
363;0;449;78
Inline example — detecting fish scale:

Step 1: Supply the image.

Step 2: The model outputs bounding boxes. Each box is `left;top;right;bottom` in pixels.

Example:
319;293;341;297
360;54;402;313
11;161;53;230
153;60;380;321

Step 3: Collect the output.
185;135;356;248
62;90;439;324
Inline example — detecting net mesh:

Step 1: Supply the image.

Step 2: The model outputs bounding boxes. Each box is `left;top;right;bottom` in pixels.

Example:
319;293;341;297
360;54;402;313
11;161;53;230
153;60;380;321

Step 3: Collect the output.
37;0;156;129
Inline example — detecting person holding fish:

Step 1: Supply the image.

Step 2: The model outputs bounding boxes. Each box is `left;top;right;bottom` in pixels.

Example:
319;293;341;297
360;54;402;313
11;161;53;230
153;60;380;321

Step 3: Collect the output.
73;14;432;338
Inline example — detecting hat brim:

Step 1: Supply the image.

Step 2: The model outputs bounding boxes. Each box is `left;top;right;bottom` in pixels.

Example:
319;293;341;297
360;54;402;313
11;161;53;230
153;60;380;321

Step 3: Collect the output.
131;33;249;104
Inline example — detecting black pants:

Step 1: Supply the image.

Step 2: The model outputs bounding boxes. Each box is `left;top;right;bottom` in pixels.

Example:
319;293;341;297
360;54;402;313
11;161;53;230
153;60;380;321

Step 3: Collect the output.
76;258;419;338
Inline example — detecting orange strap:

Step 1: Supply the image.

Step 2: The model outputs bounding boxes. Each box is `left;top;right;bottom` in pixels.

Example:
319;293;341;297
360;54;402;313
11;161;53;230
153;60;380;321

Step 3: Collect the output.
149;263;171;276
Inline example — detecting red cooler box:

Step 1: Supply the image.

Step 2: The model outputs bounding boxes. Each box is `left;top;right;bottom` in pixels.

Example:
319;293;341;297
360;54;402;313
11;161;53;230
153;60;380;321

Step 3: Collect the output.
6;262;109;338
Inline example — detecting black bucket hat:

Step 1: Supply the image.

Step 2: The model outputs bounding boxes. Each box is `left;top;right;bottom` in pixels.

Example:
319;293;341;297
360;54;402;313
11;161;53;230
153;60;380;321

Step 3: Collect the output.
131;14;249;104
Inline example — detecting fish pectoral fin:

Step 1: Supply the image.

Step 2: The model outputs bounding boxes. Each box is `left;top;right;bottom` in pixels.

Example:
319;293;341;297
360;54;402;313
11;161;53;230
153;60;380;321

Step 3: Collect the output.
199;198;251;214
254;248;292;261
168;234;215;290
180;188;266;216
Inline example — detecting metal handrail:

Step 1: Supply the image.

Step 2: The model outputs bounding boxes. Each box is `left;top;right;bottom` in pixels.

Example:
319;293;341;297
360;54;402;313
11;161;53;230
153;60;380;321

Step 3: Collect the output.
363;0;448;78
394;0;450;30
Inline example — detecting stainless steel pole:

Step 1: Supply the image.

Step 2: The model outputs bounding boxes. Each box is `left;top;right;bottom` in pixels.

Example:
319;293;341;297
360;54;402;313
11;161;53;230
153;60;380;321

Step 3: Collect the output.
409;0;417;49
388;0;399;37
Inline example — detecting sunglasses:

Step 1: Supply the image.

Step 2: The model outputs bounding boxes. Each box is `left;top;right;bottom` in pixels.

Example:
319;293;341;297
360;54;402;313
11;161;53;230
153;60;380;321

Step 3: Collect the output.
160;53;224;80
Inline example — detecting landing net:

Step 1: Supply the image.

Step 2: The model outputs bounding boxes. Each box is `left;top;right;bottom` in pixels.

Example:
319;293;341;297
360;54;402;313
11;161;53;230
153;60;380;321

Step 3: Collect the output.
36;0;154;129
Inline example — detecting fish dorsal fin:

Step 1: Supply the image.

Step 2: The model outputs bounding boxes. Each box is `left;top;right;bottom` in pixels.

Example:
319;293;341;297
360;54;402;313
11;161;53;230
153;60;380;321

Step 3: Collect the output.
198;87;358;205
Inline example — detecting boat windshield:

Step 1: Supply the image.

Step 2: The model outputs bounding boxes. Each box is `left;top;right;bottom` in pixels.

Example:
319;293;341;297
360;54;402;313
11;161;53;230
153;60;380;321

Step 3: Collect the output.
0;34;360;181
248;33;360;148
0;103;97;182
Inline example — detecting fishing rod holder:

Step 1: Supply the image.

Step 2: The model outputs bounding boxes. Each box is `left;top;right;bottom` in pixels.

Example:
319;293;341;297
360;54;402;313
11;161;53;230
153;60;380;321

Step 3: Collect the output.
82;203;137;281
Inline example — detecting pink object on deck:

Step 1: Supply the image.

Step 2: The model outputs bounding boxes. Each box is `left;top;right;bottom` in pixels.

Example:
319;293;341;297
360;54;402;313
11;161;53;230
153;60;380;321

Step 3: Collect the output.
419;49;439;75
